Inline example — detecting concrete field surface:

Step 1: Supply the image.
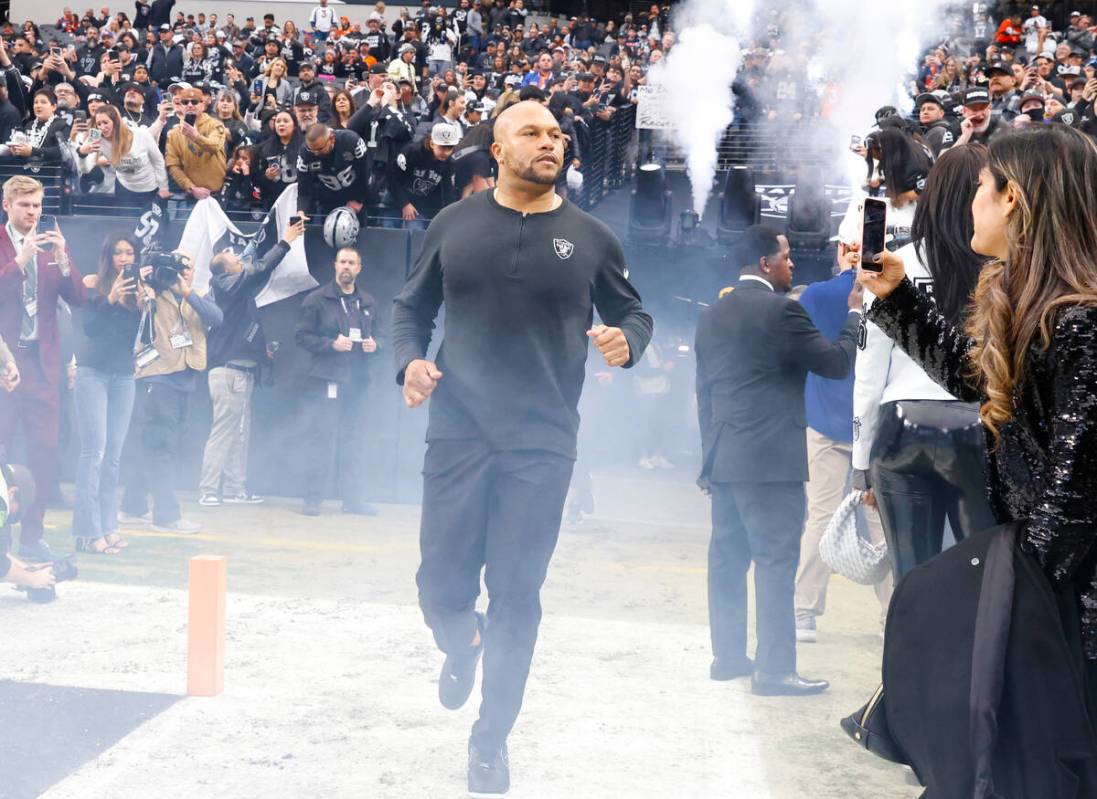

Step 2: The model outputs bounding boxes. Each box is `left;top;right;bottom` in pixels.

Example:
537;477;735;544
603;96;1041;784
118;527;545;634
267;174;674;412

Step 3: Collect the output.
0;468;920;799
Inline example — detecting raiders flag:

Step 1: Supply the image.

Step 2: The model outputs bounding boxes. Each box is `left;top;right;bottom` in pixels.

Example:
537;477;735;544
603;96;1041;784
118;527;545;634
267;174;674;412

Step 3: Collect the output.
176;184;317;307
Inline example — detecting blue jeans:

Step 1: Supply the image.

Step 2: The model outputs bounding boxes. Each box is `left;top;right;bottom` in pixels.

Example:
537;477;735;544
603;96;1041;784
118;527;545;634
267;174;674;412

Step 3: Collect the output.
73;367;135;543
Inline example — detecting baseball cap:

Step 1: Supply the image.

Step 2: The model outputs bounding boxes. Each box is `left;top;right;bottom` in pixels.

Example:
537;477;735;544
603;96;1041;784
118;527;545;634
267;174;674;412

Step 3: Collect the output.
1071;10;1081;17
467;100;484;114
299;61;316;71
159;23;171;31
1055;107;1080;126
295;90;318;106
121;81;143;95
369;63;387;74
963;87;991;106
431;122;461;146
167;78;191;92
503;74;522;87
86;92;105;102
915;92;944;108
577;72;595;81
985;61;1011;76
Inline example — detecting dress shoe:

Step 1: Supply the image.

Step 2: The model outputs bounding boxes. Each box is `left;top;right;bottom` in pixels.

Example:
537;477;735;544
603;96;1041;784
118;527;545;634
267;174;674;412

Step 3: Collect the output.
440;612;485;710
343;501;379;516
468;741;509;797
751;671;829;696
710;657;753;681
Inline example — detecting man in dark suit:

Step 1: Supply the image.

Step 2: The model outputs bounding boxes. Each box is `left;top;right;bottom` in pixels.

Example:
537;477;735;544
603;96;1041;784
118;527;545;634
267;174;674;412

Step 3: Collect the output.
695;225;861;696
0;176;85;562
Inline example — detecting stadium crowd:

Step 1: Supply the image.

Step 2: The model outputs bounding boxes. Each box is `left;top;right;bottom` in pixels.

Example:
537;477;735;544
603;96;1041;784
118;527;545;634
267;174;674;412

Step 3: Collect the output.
0;0;666;223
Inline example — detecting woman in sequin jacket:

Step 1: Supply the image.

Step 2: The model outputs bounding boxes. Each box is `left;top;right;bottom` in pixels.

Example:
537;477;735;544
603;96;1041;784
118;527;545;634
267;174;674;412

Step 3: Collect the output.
859;125;1097;686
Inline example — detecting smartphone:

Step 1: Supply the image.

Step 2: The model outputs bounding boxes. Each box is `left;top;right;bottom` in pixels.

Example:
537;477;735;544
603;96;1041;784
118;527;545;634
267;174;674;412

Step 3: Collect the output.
37;214;57;231
72;109;87;123
289;214;303;226
849;134;862;152
88;127;101;141
123;263;139;285
184;112;197;126
108;50;121;63
50;46;62;57
860;198;887;273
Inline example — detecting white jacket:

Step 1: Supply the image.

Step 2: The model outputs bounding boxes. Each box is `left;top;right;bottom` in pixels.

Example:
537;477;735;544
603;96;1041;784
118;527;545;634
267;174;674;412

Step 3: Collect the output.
851;241;956;470
78;123;168;194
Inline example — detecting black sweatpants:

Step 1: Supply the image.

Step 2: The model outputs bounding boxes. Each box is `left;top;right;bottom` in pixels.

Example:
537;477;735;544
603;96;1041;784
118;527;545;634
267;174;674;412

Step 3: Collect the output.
708;480;806;675
416;438;574;753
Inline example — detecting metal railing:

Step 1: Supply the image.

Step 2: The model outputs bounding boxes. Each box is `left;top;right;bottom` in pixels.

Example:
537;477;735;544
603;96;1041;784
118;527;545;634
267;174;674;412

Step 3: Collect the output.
576;105;637;210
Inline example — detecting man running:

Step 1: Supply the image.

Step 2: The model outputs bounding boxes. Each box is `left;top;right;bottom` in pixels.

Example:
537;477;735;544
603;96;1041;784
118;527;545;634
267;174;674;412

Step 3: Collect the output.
392;100;653;797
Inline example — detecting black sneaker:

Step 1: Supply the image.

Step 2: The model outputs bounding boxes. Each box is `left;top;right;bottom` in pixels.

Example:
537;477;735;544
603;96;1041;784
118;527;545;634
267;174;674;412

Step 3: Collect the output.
440;612;484;710
468;742;509;797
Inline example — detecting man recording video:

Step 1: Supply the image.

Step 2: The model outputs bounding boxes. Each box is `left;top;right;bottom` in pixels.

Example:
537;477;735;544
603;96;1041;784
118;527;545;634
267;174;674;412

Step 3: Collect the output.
119;251;222;533
0;463;54;590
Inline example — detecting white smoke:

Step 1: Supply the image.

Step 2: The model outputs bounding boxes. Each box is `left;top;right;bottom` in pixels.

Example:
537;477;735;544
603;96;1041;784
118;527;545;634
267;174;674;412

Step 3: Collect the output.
791;0;957;184
649;0;958;212
649;0;754;218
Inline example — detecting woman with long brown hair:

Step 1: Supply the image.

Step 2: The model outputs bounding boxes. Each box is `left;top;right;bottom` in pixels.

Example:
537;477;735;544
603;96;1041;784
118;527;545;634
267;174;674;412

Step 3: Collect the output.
330;89;355;129
859;124;1097;762
73;233;152;555
87;104;169;207
852;143;997;584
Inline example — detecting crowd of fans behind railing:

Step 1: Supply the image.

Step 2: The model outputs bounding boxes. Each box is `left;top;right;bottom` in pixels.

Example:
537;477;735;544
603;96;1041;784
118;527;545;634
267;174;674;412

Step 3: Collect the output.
0;0;663;222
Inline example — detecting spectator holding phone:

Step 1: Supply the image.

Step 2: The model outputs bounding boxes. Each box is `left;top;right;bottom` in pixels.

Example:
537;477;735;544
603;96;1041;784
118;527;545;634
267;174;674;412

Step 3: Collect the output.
72;234;151;555
0;176;85;563
1;90;67;165
81;104;170;205
253;110;300;207
164;86;227;200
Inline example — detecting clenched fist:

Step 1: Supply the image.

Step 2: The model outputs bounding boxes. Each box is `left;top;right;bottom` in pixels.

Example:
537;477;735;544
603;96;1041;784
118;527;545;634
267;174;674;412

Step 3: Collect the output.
403;359;443;408
587;324;630;368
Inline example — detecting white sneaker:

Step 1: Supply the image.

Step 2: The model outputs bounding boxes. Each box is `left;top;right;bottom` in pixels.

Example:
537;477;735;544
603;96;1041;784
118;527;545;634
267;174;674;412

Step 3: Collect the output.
638;457;655;470
198;493;222;507
117;512;151;526
651;455;675;470
795;613;818;643
224;493;264;505
152;518;202;534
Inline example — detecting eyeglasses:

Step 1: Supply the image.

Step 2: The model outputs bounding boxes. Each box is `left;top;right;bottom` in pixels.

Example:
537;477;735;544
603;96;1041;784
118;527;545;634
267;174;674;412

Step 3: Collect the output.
178;99;202;105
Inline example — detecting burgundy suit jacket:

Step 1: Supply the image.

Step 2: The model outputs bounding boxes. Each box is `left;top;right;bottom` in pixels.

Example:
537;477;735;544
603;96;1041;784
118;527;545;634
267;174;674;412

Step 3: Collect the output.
0;224;85;387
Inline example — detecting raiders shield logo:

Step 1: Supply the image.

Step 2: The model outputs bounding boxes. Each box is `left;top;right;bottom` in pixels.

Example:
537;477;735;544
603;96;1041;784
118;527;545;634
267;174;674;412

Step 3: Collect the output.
553;238;574;259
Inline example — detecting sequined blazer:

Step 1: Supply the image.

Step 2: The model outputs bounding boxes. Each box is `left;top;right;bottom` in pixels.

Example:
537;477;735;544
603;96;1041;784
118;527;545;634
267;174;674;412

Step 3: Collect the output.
868;277;1097;659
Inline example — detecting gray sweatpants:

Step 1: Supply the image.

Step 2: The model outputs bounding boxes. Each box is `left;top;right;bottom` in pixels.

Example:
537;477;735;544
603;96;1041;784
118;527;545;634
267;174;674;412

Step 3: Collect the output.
198;366;254;497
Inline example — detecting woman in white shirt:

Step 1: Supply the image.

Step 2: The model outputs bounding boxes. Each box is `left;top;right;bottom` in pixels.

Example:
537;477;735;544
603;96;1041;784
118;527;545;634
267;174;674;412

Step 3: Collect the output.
81;104;169;207
853;143;996;579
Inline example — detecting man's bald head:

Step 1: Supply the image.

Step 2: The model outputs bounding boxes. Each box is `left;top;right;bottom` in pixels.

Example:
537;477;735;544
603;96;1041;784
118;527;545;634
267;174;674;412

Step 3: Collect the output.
493;99;559;141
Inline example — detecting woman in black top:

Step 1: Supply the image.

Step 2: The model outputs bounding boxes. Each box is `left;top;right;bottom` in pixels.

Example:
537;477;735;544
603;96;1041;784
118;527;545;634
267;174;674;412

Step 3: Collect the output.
72;234;150;555
252;110;300;208
859;125;1097;748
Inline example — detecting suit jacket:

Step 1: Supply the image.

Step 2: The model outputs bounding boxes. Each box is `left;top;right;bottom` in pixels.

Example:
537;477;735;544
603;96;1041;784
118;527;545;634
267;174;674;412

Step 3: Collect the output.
694;278;858;485
0;226;84;386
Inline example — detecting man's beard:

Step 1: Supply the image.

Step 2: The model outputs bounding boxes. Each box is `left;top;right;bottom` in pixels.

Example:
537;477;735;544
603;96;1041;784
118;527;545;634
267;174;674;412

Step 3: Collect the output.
337;271;355;286
972;116;990;133
511;156;560;185
125;101;142;113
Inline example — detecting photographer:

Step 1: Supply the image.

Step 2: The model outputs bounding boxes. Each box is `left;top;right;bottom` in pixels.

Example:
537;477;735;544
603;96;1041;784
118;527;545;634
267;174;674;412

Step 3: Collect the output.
119;251;222;534
0;463;55;589
164;86;228;201
197;216;306;507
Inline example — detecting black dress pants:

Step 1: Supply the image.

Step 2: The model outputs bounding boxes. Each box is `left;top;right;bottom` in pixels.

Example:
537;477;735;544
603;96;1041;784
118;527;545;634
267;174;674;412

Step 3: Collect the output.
301;378;368;507
708;480;806;675
869;400;996;580
416;439;574;753
121;381;188;525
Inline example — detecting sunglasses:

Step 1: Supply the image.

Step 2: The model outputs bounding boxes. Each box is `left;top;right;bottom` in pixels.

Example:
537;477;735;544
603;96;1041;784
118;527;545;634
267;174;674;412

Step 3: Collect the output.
178;98;202;105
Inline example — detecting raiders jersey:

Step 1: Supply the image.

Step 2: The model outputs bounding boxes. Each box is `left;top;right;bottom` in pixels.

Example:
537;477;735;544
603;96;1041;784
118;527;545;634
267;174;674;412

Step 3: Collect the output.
296;128;370;213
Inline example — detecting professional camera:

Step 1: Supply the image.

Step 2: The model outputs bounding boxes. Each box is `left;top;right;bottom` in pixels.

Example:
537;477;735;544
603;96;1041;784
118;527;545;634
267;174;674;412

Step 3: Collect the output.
25;556;78;604
144;249;190;292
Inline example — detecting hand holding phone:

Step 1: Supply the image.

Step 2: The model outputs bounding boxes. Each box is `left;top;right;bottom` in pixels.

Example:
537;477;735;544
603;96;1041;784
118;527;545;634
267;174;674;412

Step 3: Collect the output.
859;198;887;273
